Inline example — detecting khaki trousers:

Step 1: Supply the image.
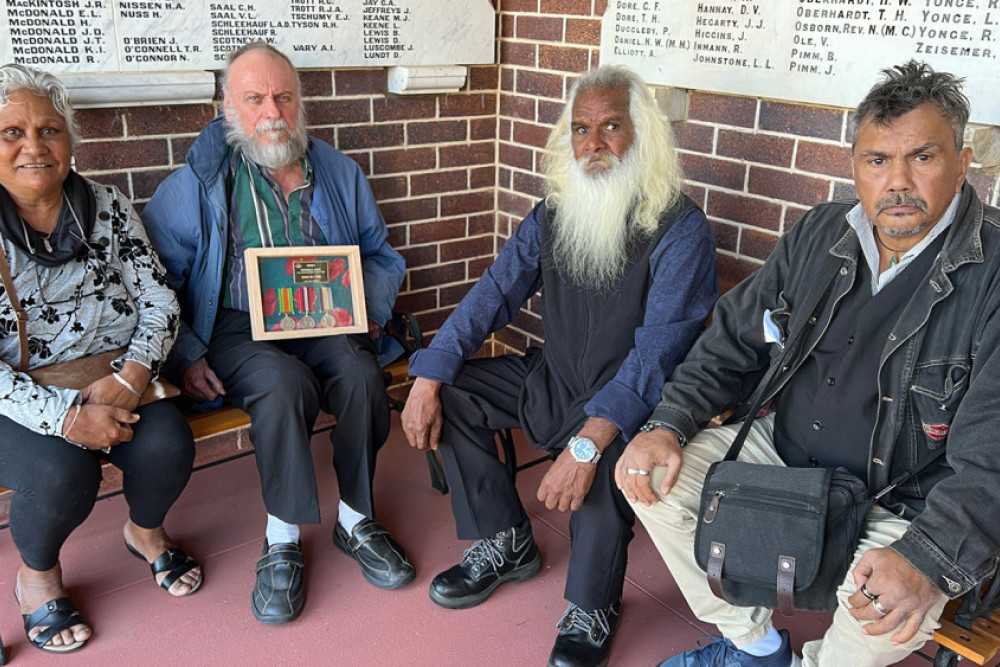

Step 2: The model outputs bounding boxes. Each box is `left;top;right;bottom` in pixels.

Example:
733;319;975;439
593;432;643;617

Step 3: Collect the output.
630;415;948;666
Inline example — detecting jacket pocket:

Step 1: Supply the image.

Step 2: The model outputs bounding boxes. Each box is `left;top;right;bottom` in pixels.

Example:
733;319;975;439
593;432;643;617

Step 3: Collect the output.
909;359;971;449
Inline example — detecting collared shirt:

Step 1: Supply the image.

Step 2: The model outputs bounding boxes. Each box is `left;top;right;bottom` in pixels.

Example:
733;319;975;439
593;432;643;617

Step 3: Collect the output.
847;193;960;295
222;150;325;311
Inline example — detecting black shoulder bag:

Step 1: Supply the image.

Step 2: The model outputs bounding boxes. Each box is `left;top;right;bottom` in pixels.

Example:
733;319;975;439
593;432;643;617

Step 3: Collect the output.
693;259;946;615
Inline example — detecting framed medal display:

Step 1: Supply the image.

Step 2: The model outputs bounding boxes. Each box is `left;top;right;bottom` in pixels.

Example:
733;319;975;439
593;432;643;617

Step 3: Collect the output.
244;246;368;341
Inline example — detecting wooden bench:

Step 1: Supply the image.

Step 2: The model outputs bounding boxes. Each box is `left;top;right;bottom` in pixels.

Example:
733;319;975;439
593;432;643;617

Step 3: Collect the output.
920;577;1000;666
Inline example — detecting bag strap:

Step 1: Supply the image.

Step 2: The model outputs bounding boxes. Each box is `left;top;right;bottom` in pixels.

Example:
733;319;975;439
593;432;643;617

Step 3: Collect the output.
0;242;29;373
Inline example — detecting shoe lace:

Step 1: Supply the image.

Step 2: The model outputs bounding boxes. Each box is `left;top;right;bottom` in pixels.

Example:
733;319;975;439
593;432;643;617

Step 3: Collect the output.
460;536;507;573
556;604;614;643
689;636;738;666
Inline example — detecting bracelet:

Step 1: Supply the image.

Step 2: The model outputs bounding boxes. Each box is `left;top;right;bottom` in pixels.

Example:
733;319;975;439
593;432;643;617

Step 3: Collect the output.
64;405;86;449
112;372;143;399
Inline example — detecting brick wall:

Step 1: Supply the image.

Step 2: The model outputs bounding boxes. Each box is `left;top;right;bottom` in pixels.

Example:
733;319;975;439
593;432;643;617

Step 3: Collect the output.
69;0;1000;358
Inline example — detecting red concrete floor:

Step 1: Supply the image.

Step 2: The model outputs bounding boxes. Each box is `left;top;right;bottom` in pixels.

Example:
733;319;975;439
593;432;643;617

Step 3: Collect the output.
0;414;953;666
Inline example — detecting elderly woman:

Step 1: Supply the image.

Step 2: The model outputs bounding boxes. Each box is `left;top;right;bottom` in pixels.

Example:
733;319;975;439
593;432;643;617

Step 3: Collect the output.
0;63;202;654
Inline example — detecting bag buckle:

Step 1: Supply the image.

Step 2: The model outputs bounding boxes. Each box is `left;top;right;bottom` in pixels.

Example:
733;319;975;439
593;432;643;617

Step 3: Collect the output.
777;555;796;616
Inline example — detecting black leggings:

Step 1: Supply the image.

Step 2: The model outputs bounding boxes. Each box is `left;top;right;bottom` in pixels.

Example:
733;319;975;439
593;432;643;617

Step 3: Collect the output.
0;401;195;571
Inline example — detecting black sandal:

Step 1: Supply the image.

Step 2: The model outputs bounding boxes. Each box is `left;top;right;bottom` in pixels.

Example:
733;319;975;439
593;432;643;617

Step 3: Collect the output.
20;596;88;653
126;543;203;596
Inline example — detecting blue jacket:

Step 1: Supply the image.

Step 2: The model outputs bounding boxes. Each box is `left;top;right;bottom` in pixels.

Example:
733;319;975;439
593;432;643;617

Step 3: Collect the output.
650;183;1000;597
142;116;405;375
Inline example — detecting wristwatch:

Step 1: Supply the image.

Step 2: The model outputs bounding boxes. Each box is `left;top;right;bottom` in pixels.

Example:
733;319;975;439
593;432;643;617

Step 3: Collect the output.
567;436;601;464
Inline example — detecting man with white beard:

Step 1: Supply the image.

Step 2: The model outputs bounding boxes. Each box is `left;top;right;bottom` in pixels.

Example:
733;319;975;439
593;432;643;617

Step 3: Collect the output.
401;65;718;667
142;42;412;625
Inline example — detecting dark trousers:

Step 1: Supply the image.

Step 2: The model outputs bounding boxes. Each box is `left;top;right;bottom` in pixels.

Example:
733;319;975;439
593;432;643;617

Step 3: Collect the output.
0;401;194;571
205;308;390;525
438;354;635;610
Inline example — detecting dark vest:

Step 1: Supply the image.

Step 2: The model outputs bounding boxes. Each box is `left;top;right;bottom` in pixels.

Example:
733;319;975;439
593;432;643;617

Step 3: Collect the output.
774;232;947;480
519;196;695;451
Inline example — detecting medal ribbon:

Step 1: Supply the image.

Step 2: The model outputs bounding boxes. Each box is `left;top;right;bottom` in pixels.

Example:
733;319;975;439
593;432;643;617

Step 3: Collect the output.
279;287;294;315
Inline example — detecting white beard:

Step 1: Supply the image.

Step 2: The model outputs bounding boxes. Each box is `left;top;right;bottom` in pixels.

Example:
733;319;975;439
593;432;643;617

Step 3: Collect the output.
549;150;645;292
225;118;308;170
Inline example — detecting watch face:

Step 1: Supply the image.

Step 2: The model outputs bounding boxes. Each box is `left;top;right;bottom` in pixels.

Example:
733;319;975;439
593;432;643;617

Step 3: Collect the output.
570;437;597;462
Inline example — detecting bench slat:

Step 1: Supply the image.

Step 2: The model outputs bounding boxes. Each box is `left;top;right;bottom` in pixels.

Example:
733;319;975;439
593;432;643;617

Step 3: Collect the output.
934;616;1000;665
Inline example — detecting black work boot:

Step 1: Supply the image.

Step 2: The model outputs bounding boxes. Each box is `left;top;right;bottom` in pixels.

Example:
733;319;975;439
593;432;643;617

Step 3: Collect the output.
547;600;622;667
428;520;541;609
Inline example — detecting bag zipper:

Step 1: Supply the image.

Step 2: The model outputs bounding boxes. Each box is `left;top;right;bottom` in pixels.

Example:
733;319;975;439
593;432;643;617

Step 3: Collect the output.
703;488;821;524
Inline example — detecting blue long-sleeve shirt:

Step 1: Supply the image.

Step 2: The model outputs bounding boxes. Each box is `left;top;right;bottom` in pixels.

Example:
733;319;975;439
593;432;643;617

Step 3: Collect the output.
409;200;718;440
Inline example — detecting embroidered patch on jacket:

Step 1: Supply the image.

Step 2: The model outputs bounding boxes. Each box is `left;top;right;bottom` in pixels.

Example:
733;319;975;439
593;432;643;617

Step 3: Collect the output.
922;422;950;441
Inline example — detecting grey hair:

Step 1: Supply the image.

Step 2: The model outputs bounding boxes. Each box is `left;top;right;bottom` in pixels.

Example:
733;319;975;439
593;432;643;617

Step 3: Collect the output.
543;65;684;231
220;41;301;95
0;63;81;150
849;60;969;151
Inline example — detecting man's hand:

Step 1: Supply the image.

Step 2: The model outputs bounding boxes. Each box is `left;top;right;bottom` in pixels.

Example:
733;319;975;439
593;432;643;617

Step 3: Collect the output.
847;547;947;645
180;357;226;403
63;403;139;450
537;448;598;512
401;377;443;451
368;318;382;341
615;428;684;506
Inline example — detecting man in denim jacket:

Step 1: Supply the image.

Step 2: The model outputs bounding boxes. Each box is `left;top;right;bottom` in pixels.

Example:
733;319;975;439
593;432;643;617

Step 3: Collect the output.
618;61;1000;666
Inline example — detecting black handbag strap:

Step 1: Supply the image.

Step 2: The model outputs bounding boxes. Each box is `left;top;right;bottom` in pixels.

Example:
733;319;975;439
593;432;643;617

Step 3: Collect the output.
719;255;947;496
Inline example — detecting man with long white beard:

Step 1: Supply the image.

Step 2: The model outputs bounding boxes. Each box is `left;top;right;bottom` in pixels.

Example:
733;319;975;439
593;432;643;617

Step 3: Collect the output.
401;65;718;667
142;42;412;625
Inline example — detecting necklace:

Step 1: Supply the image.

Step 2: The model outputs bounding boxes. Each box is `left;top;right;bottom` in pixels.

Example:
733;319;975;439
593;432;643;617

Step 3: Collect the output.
873;228;906;267
18;192;85;255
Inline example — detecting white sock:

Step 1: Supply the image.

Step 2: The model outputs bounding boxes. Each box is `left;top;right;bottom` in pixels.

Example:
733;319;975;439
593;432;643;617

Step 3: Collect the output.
741;627;783;657
265;514;300;546
337;501;366;533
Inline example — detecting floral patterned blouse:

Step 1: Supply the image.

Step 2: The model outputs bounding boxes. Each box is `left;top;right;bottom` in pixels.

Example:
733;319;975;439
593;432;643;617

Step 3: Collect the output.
0;179;180;436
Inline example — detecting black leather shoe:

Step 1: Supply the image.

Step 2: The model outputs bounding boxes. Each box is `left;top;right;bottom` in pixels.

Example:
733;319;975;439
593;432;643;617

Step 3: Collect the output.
251;540;305;625
429;521;541;609
547;600;622;667
333;518;415;590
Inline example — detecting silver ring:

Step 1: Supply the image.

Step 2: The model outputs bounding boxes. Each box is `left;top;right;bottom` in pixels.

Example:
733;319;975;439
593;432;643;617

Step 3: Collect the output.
860;584;878;601
871;597;889;616
626;468;650;476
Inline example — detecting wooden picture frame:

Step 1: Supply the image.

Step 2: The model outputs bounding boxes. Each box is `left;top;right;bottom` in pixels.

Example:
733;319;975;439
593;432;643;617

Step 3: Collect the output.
244;246;367;341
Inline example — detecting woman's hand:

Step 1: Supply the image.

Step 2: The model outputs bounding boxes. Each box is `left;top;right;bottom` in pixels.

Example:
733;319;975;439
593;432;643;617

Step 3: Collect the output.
62;404;139;450
81;361;152;411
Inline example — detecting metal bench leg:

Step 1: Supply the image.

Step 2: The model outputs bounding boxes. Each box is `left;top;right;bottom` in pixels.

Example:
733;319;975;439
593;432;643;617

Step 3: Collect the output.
932;646;958;667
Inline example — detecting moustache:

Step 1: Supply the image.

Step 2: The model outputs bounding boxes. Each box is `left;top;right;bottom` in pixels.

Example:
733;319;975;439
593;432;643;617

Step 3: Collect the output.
256;120;290;135
578;153;621;174
874;193;928;216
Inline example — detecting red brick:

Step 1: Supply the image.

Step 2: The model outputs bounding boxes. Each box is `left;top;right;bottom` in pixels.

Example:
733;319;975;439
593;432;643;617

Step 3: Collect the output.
741;228;779;261
412;170;469;196
380;198;438;224
335;69;385;96
501;14;515;39
500;142;534;170
337;123;404;150
468;256;494;280
517;15;564;41
369;175;408;201
171;135;197;165
796;141;852;180
408;120;468;144
748;166;830;207
539;45;589;72
395;290;438;313
718;130;794;168
420;309;454;334
442;191;494;217
386;225;406;248
680;154;746;191
500;68;515;92
502;0;539;11
498;191;535;218
500;93;536;121
307;99;370;125
681;183;707;208
76;107;126;139
968;172;996;203
344;151;371;175
374;97;437;122
469;66;499;91
589;50;601;69
131;168;175;200
495;327;529;352
760;101;843;141
410;218;465;244
440;283;475;308
513;171;545;199
471;166;495;189
517;70;565;99
399;245;439;269
410;262;467;290
594;0;608;13
513;121;552;149
441;94;495;118
126;105;216;136
310;127;338;151
540;0;590;12
537;99;565;125
470;213;495;235
300;70;333;97
95;172;131;198
832;182;857;202
717;255;760;288
565;18;601;45
673;122;714;153
711;220;739;254
471;117;496;140
707;191;783;232
441;142;494;168
498;166;512;189
442;235;494;262
76;139;168;171
689;92;756;128
373;147;436;174
502;41;537;67
785;205;811;231
511;309;544;339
